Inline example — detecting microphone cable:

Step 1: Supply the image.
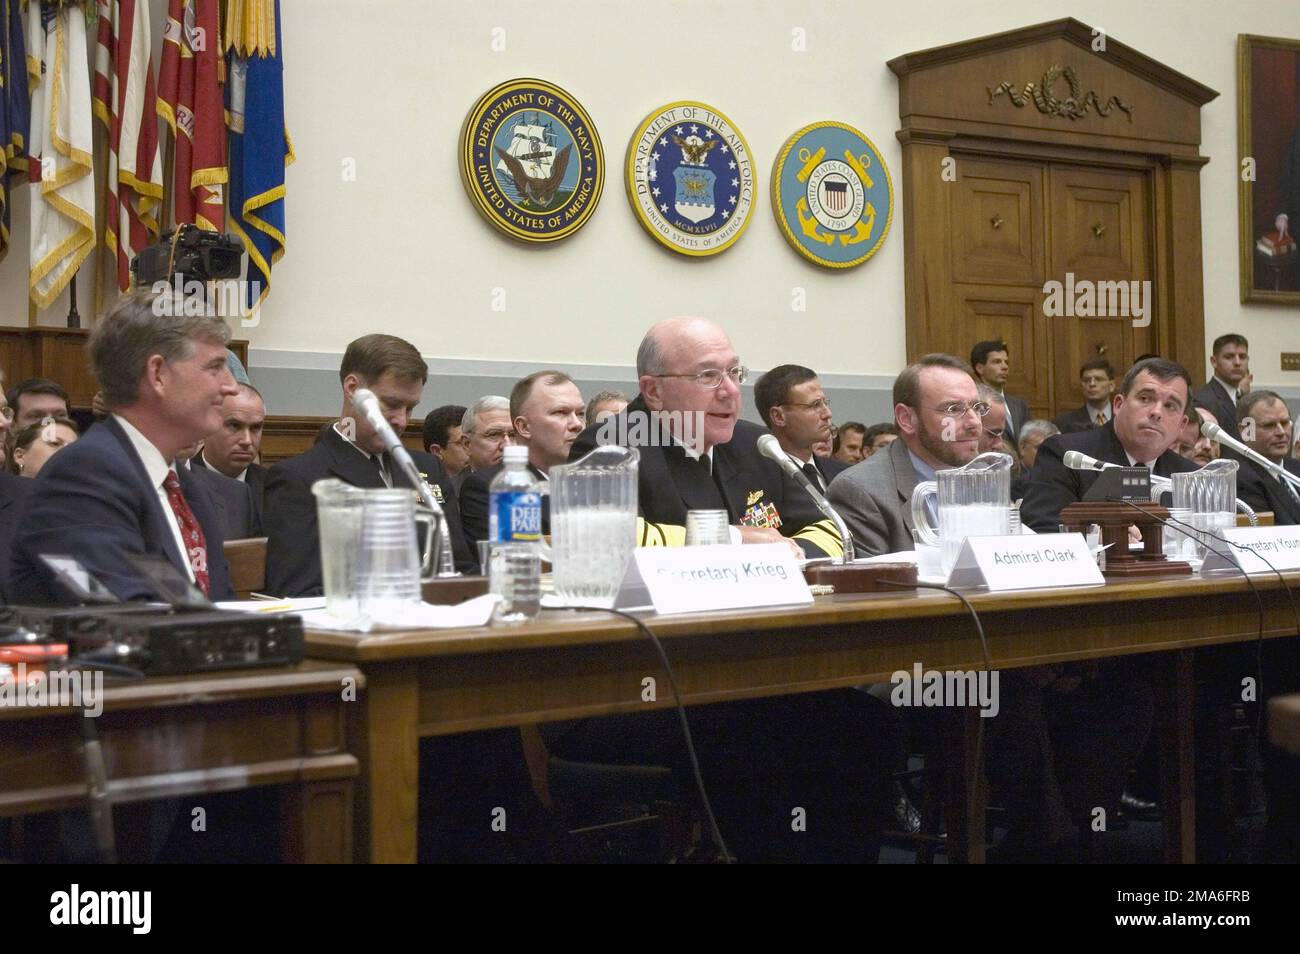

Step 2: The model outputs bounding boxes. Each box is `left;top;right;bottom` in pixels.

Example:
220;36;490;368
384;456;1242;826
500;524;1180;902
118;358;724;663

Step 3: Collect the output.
569;606;732;862
880;578;993;835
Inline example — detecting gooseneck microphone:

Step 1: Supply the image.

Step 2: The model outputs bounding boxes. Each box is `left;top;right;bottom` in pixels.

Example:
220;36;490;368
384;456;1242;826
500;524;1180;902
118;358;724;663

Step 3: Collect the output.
757;434;855;564
1063;447;1258;525
351;388;457;577
1201;421;1300;492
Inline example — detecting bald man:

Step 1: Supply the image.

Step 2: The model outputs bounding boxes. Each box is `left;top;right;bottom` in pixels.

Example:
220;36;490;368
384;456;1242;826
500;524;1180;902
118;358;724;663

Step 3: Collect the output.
552;317;894;863
570;316;841;556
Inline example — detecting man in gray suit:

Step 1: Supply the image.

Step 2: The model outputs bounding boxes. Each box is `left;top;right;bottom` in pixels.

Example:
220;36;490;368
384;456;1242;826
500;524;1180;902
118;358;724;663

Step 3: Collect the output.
828;353;985;555
971;340;1029;449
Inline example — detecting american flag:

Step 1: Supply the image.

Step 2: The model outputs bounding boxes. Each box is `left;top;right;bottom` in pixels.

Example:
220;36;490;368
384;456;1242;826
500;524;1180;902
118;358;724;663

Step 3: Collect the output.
158;0;226;233
93;0;165;293
823;179;848;215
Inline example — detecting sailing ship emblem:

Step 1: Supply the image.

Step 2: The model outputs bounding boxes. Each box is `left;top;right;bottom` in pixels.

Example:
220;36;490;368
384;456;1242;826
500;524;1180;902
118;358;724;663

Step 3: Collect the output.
494;113;573;208
460;78;605;244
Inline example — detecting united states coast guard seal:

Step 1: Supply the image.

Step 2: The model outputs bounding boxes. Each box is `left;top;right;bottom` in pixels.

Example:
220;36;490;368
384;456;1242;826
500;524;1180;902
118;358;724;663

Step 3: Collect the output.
459;78;604;243
625;101;755;257
771;121;893;268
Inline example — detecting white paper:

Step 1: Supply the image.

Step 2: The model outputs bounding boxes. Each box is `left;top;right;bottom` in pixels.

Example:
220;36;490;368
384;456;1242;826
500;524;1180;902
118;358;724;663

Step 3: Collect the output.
215;597;328;614
299;594;500;633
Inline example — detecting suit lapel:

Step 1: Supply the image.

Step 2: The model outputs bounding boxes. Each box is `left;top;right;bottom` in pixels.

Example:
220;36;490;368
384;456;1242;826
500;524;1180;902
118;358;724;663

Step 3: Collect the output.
102;417;190;577
888;440;919;535
322;425;388;489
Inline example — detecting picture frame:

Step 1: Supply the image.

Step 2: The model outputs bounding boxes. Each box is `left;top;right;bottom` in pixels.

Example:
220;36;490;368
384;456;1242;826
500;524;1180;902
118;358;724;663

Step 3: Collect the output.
1238;33;1300;304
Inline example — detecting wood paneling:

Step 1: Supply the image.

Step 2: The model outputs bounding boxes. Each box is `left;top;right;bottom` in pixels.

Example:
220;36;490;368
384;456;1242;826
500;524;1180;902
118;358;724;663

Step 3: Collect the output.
890;18;1217;417
0;327;248;407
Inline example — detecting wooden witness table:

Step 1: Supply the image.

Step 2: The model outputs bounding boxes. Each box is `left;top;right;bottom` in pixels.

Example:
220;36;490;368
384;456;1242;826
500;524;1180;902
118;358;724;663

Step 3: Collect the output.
0;659;363;863
306;572;1300;864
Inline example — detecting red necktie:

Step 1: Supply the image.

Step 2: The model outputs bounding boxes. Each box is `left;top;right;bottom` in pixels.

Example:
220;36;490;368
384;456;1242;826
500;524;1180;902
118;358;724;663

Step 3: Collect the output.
162;470;210;596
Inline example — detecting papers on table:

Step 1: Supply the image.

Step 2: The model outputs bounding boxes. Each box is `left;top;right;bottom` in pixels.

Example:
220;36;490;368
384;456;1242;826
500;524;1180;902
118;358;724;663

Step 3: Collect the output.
296;594;500;633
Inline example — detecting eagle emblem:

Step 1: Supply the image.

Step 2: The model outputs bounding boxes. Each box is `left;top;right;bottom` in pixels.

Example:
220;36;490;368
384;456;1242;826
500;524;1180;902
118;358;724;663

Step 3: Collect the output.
495;142;572;208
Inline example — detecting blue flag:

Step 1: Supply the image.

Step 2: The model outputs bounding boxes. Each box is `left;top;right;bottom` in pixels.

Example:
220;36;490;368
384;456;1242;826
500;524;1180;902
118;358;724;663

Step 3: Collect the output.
226;0;293;316
0;0;28;260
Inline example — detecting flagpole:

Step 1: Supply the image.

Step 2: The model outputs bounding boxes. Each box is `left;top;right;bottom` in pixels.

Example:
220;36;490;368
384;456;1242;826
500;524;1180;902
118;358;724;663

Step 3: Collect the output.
67;267;81;329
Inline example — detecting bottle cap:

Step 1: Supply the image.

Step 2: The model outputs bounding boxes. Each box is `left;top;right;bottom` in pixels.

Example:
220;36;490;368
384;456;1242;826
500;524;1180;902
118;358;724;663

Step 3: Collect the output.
502;445;529;464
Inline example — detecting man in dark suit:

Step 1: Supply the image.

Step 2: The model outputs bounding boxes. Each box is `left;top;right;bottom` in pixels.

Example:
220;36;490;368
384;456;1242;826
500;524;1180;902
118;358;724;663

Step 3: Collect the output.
972;339;1029;448
1206;389;1300;858
1229;390;1300;524
193;382;268;529
553;317;894;862
1053;358;1116;435
8;290;237;604
752;364;847;492
182;446;260;540
1192;334;1250;442
263;334;475;597
459;371;584;549
1021;358;1201;532
0;471;33;601
1010;358;1200;857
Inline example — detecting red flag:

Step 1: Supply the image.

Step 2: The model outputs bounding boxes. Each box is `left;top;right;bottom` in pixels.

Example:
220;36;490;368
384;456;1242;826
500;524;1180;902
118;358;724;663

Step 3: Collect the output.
93;0;164;292
158;0;225;232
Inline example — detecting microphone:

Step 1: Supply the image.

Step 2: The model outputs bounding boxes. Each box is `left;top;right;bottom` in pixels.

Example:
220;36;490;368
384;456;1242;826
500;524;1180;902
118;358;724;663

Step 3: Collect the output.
1201;421;1300;491
1063;449;1171;490
757;434;855;563
1064;442;1258;523
351;388;457;576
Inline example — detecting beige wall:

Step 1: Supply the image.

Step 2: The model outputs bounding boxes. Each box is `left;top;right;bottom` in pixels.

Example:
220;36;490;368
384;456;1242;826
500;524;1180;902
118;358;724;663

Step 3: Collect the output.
4;0;1299;388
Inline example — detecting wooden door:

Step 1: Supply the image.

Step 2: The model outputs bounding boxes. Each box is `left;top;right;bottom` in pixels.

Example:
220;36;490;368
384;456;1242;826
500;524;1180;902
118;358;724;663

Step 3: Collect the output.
1047;166;1154;413
949;156;1052;418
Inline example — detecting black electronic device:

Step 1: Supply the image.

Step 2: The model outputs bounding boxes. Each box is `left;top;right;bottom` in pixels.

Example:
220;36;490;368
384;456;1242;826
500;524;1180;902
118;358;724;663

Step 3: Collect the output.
0;603;173;643
130;224;243;286
1082;466;1151;502
71;610;304;675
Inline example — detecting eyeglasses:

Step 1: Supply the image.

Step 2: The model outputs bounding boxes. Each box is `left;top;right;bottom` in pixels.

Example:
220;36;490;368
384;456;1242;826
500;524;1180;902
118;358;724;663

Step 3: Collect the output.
474;428;514;443
651;366;748;390
782;398;830;412
926;401;992;418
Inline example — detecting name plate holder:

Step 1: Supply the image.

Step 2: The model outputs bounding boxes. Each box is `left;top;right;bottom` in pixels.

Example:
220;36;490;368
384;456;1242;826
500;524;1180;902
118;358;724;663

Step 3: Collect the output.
1060;501;1191;579
1201;526;1300;574
946;533;1105;591
617;543;813;615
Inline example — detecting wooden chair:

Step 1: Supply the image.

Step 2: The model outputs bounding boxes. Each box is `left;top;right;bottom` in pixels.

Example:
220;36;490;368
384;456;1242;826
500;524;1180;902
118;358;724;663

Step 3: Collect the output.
223;537;268;599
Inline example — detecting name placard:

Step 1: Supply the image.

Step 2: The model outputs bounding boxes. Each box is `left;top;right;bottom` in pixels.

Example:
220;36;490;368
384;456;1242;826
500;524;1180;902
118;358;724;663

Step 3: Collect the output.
1201;526;1300;574
947;533;1103;591
627;543;813;615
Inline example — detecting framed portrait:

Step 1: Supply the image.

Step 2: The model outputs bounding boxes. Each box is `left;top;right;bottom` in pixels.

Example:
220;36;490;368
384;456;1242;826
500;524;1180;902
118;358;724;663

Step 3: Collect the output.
1239;34;1300;303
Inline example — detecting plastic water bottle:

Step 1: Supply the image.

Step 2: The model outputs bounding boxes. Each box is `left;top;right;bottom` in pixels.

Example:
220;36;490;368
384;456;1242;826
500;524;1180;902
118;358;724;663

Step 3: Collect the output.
488;445;542;623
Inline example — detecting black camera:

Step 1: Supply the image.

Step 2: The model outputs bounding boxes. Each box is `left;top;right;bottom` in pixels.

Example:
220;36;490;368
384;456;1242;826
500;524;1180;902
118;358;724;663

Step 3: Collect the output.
130;225;244;286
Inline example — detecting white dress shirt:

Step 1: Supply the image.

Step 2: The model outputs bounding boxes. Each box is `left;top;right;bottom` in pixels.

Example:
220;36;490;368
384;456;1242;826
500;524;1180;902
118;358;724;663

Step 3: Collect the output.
113;414;196;582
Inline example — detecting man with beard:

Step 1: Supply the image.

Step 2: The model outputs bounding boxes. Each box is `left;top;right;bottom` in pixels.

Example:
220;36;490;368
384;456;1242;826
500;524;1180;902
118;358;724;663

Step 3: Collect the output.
827;353;985;554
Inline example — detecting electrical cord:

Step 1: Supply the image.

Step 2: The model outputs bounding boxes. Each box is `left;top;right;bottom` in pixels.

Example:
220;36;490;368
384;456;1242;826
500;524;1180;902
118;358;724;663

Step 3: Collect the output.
569;606;732;862
880;578;991;791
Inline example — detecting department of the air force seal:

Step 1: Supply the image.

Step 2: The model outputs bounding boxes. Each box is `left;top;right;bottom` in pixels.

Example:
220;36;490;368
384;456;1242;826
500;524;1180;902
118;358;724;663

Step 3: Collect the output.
771;121;893;269
459;78;604;243
625;101;755;257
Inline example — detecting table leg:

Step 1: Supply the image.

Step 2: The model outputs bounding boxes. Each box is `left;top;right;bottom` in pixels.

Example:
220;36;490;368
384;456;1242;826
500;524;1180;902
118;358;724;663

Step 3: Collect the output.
1156;649;1196;863
945;705;988;863
280;779;354;863
356;667;419;863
